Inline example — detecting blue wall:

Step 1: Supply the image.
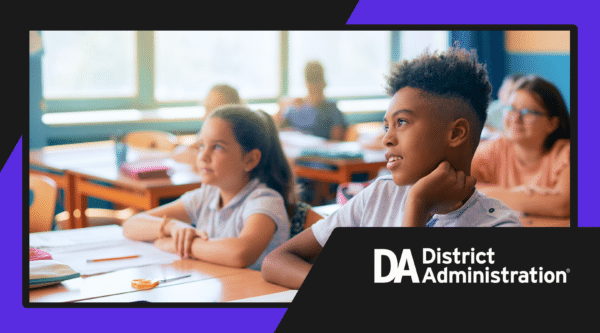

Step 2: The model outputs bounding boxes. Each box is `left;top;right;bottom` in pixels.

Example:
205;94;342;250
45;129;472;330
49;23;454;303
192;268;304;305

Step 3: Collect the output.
506;53;571;112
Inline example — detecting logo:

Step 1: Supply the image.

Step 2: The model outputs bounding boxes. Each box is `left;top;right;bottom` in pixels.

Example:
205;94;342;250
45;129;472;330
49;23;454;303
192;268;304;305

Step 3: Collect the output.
374;248;569;284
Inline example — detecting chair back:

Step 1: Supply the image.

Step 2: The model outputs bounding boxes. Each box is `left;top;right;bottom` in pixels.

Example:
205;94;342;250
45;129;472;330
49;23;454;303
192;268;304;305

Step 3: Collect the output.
54;207;139;230
289;201;324;238
29;174;58;233
123;130;178;152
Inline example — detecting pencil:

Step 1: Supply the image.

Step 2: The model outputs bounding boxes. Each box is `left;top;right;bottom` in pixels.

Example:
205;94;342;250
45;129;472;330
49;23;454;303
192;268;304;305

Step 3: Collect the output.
86;255;140;263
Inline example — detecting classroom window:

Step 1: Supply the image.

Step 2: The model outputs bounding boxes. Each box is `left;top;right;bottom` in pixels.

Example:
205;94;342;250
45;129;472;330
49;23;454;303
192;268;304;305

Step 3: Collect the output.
154;31;280;102
39;31;450;114
41;31;137;99
288;31;391;98
399;31;449;60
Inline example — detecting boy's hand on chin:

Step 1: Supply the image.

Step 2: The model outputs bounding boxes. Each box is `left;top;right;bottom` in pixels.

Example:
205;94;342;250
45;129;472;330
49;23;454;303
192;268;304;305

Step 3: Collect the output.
407;161;477;217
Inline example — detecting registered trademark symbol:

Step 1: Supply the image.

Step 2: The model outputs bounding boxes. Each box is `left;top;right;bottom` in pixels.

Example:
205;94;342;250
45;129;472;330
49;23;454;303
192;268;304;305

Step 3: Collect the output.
566;269;570;273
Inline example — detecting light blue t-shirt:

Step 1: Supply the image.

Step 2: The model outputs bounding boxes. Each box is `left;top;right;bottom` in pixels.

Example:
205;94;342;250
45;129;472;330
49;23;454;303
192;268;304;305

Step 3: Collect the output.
179;178;290;270
311;175;522;247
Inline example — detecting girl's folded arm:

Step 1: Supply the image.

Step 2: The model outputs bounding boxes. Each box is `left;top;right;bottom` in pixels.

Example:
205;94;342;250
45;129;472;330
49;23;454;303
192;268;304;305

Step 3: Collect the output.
479;166;570;218
188;213;277;268
122;199;192;241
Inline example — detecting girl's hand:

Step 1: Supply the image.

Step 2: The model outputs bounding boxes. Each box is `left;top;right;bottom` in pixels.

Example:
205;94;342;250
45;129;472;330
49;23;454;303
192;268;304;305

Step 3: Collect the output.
407;161;477;216
168;221;208;259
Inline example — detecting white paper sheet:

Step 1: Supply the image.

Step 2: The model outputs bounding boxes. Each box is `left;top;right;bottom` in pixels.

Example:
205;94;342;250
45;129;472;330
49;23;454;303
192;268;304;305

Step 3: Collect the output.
29;225;126;248
29;225;180;275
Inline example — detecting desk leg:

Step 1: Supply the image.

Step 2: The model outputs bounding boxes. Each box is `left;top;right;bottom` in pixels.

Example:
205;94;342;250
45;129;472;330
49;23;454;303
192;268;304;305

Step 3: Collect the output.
63;172;77;230
312;182;335;206
149;192;161;210
73;175;89;229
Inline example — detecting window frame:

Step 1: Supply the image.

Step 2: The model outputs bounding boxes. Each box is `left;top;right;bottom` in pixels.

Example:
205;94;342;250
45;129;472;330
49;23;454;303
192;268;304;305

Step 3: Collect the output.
41;31;450;114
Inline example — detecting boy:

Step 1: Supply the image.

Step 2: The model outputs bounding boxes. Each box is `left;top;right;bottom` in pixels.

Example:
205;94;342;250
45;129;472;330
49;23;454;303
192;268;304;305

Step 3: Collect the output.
261;47;523;290
275;61;347;141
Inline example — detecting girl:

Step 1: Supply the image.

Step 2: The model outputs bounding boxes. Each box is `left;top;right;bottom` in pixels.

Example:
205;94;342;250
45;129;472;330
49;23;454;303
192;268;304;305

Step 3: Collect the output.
123;106;297;270
472;76;570;217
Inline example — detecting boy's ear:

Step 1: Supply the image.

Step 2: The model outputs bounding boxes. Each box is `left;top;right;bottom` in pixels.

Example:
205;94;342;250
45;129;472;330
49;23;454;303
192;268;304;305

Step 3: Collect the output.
243;148;262;172
448;118;470;148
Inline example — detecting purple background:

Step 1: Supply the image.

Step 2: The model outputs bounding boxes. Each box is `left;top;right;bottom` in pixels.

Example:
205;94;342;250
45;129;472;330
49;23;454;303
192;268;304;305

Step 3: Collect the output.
8;1;597;331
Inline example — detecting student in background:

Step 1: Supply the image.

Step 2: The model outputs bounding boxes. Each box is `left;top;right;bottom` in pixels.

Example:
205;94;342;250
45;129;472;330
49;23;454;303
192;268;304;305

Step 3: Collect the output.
275;61;347;141
262;47;522;290
471;76;570;218
484;73;525;134
172;84;241;167
123;106;298;270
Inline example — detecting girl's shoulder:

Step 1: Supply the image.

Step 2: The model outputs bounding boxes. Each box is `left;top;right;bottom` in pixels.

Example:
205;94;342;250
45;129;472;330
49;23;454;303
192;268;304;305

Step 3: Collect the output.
551;139;570;153
244;182;285;202
474;136;510;159
548;139;570;164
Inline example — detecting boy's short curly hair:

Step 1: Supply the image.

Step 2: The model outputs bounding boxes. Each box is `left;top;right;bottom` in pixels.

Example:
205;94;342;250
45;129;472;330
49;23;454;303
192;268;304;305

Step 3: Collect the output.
386;47;492;128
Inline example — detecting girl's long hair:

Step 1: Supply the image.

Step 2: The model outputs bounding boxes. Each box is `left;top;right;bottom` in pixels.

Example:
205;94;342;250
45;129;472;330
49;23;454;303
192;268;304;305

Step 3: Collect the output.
207;105;298;214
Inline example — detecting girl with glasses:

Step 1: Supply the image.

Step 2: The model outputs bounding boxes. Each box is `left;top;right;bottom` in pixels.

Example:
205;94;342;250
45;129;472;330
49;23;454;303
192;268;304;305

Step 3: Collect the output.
471;76;571;218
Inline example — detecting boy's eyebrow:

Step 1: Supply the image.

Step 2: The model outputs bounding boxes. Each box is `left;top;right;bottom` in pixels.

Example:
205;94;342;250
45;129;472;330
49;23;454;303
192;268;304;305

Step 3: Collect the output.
384;109;414;121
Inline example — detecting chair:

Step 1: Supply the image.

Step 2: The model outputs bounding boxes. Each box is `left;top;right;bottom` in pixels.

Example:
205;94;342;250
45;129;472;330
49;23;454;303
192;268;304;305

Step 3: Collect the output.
29;174;58;233
289;201;325;238
123;130;178;152
54;207;139;230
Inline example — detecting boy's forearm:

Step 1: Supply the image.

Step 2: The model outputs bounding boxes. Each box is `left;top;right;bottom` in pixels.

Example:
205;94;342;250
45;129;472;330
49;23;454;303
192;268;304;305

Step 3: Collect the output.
402;195;431;227
261;250;312;290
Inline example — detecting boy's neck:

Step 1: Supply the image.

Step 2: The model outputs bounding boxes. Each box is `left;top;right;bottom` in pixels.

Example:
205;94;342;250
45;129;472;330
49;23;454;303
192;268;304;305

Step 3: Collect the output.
306;90;325;106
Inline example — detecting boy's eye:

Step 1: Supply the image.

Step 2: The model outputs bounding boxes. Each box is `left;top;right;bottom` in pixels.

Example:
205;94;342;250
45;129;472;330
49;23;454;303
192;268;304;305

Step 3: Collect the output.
397;118;407;126
383;125;389;133
214;144;224;151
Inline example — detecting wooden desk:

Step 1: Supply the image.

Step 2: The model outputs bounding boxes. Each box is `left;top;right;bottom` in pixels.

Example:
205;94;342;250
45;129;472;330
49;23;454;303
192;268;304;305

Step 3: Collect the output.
30;258;289;303
74;269;290;303
292;157;386;185
30;141;202;229
280;130;386;184
29;226;290;303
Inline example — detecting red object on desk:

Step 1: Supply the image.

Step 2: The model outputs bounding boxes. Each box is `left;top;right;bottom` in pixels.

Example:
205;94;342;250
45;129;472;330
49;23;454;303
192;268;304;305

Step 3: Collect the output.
120;161;172;180
30;248;52;261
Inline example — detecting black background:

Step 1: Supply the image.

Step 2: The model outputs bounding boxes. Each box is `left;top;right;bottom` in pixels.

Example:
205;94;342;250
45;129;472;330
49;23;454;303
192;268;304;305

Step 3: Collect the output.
277;228;597;330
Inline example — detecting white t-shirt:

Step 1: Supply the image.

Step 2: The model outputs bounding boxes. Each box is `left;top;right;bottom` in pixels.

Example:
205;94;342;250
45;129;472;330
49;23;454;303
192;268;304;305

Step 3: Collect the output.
311;175;522;247
180;178;290;270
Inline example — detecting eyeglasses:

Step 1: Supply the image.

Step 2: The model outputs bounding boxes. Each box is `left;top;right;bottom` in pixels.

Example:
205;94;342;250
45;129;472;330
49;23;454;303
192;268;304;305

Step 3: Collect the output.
503;106;548;121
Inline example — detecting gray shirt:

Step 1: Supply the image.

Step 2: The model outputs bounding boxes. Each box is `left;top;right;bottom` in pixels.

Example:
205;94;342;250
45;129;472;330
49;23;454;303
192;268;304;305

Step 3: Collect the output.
311;175;523;247
283;100;347;140
180;178;290;270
